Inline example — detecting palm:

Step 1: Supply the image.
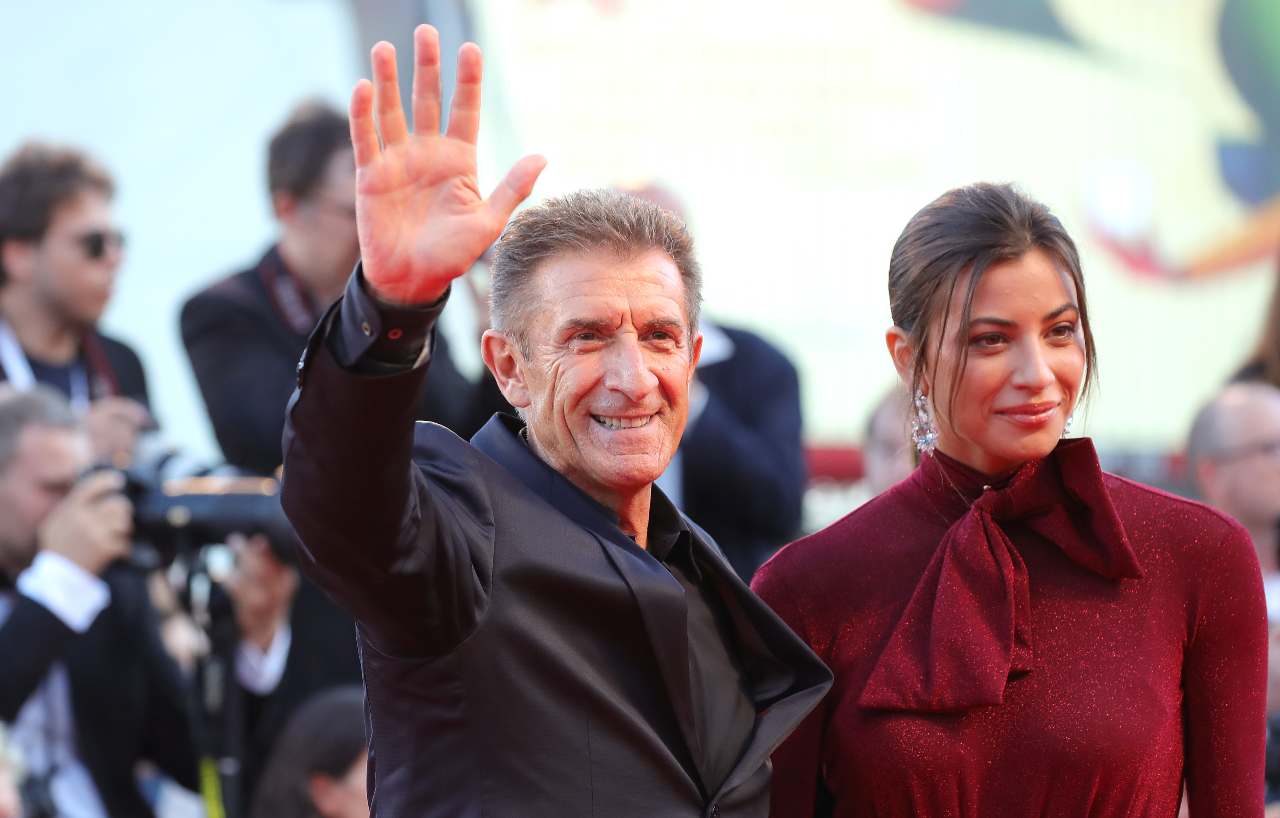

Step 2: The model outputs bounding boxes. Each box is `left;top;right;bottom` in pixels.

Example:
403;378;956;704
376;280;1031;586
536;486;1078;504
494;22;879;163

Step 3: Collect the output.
351;28;544;304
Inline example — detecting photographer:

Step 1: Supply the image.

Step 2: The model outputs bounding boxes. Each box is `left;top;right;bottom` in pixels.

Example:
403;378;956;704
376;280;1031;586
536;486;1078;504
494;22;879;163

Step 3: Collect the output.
0;143;152;465
0;386;197;818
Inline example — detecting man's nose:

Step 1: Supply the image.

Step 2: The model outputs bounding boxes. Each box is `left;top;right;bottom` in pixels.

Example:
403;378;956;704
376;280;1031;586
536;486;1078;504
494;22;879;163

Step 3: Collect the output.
603;336;659;401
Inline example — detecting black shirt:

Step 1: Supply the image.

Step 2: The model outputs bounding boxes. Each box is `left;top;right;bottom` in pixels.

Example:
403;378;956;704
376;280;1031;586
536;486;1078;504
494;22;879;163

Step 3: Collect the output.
646;491;757;798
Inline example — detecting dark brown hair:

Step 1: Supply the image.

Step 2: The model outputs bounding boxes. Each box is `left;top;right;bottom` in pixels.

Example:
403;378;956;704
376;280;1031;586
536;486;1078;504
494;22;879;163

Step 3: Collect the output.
267;101;349;202
0;143;114;283
248;686;366;818
490;188;702;349
888;182;1098;426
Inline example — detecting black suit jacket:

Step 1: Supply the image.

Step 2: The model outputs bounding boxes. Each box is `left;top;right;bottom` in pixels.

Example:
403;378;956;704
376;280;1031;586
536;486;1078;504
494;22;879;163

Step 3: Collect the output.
281;289;832;817
181;246;506;476
0;565;199;818
681;325;806;581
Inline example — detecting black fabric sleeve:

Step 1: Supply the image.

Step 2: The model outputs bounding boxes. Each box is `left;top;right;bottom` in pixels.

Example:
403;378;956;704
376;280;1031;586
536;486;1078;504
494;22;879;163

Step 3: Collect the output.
0;596;78;721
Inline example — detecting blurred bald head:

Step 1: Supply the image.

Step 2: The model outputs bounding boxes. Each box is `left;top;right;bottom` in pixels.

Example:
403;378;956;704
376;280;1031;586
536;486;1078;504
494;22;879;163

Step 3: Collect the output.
1189;382;1280;532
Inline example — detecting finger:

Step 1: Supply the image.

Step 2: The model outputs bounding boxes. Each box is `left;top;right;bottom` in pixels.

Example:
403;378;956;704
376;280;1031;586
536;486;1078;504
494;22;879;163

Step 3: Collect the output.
487;154;547;225
445;42;483;145
349;80;379;168
411;24;442;135
371;41;409;146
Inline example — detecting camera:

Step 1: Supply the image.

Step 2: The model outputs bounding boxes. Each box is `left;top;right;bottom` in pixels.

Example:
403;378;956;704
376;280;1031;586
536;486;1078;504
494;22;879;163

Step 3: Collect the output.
94;451;297;569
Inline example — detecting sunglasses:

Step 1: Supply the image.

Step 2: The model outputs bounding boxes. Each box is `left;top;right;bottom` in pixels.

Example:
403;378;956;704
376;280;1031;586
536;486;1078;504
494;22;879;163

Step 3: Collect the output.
74;229;126;260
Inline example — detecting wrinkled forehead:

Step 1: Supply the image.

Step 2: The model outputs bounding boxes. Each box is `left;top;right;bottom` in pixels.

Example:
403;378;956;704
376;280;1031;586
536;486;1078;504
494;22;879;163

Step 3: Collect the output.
529;247;689;327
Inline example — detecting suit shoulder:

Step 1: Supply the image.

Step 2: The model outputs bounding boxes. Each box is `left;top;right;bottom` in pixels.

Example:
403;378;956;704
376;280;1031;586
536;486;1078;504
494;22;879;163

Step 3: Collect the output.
181;268;268;324
718;324;795;371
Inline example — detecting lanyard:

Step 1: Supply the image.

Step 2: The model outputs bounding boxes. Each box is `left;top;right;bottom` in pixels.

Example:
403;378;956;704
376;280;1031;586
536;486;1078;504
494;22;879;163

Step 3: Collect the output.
0;320;91;411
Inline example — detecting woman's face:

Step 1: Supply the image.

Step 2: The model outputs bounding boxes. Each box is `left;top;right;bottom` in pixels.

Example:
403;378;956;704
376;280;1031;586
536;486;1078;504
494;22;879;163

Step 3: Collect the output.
912;247;1086;476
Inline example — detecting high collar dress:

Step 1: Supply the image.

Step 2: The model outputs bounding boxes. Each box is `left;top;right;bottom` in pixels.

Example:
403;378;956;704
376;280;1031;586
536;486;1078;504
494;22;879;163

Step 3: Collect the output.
752;438;1266;818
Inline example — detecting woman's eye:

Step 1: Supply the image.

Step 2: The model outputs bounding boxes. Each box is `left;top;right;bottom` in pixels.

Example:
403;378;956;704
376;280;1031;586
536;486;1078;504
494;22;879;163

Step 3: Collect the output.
971;333;1005;348
1048;323;1077;340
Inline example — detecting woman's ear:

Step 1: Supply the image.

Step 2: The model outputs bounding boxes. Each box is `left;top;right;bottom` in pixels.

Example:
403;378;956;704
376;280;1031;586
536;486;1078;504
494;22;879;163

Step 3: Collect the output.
885;327;916;387
481;329;532;410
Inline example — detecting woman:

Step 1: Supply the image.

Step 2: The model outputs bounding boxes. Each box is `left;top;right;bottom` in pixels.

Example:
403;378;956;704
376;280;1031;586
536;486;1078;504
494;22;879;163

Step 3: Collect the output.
753;183;1266;817
249;686;368;818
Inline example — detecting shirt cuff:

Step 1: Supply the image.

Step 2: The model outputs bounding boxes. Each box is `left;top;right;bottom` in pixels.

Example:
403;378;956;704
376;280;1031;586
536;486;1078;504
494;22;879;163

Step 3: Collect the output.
236;623;292;695
16;551;111;633
331;263;450;370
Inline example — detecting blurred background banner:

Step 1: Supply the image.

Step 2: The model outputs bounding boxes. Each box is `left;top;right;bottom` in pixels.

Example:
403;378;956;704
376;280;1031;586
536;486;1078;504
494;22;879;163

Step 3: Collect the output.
1;0;1274;460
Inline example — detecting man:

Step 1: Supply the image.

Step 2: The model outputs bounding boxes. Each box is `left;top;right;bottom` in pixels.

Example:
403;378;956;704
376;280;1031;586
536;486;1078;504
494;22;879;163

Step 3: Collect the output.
0;387;198;818
0;145;152;464
624;185;808;581
281;26;831;817
181;100;504;477
1188;381;1280;618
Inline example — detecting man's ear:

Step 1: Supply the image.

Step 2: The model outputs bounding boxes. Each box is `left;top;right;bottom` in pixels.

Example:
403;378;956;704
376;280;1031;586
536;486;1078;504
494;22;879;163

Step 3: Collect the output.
689;331;703;376
0;239;36;286
272;191;298;222
885;326;917;387
1195;459;1221;505
482;329;532;410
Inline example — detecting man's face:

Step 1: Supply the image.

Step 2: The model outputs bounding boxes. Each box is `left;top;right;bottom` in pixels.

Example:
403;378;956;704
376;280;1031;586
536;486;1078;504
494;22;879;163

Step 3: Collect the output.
1202;393;1280;529
514;248;701;509
28;191;122;328
0;425;90;576
284;148;360;293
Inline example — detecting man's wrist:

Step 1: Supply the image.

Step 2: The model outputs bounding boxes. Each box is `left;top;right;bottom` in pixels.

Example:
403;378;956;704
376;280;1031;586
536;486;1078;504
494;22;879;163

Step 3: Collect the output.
17;551;111;633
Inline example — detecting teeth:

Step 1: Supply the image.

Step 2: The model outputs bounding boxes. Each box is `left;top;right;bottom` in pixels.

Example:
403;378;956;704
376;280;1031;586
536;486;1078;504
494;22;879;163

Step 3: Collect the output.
593;415;652;430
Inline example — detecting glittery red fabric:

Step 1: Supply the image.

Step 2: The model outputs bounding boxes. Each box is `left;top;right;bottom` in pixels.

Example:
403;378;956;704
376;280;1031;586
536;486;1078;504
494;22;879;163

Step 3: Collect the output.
753;438;1266;818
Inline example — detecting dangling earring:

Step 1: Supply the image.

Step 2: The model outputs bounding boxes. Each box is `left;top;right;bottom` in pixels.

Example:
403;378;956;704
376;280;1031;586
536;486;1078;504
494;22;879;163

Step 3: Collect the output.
1062;412;1075;438
911;388;937;454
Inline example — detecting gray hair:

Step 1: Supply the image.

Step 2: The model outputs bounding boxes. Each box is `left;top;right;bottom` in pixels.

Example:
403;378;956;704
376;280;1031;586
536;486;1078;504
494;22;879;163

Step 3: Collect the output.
0;386;79;473
489;188;702;350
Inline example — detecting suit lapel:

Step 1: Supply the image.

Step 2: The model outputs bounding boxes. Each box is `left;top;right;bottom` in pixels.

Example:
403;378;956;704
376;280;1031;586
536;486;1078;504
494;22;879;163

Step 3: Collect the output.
685;525;833;801
471;416;704;785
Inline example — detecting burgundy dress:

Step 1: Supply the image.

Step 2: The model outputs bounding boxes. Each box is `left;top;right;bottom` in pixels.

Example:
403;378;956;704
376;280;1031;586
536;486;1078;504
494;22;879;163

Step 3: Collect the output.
752;438;1266;818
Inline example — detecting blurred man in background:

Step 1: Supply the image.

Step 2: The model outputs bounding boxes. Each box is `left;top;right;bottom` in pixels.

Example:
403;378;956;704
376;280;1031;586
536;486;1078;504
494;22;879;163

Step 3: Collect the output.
624;184;807;581
181;100;503;477
861;386;913;498
0;386;197;818
1188;381;1280;618
0;144;152;466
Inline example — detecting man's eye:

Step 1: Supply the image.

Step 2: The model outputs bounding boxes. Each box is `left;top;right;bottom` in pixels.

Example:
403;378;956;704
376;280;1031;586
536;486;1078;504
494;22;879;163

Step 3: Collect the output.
574;332;599;342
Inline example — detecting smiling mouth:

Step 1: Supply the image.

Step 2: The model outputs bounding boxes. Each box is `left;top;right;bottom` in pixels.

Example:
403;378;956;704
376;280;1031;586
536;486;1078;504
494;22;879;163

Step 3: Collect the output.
592;414;655;430
996;402;1060;425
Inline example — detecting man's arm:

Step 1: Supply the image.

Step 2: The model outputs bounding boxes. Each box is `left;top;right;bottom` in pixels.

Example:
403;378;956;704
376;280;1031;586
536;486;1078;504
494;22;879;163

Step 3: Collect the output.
0;472;128;720
281;26;542;656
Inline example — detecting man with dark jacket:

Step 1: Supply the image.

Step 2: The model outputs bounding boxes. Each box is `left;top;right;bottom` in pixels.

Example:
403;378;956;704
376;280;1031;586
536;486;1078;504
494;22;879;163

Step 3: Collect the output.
0;387;198;818
0;144;152;465
282;27;831;817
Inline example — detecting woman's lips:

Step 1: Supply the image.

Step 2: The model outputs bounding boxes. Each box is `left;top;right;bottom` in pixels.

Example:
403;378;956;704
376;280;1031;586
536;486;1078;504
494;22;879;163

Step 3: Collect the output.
995;401;1060;428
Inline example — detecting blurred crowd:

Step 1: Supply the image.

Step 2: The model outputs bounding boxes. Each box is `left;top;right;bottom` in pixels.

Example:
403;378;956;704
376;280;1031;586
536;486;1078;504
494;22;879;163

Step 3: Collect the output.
0;96;1278;817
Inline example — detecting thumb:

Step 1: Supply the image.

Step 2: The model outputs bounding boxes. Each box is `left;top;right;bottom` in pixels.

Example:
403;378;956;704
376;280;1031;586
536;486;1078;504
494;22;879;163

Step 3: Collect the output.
486;154;547;225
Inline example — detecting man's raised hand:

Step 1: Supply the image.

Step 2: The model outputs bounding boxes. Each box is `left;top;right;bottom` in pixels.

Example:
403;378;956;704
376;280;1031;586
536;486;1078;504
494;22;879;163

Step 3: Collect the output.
351;25;546;305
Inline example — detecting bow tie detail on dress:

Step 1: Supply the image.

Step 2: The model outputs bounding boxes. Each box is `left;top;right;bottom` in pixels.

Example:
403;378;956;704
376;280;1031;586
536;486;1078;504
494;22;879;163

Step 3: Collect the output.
859;438;1143;713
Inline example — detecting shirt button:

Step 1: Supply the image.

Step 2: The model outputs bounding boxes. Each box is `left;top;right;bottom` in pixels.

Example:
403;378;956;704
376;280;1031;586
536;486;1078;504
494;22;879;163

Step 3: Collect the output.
360;320;372;336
